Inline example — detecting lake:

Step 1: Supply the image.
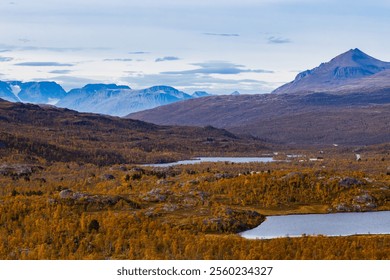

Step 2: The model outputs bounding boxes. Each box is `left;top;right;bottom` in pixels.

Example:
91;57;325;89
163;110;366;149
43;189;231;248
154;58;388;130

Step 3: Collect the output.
240;211;390;239
144;157;275;167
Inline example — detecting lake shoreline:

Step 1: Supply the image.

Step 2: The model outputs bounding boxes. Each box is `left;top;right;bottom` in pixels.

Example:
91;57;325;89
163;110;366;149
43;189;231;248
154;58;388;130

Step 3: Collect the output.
240;210;390;240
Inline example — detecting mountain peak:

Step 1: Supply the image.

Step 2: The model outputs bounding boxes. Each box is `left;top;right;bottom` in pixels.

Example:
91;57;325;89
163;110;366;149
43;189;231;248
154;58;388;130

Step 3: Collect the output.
329;48;382;67
273;48;390;94
82;84;131;92
192;91;212;98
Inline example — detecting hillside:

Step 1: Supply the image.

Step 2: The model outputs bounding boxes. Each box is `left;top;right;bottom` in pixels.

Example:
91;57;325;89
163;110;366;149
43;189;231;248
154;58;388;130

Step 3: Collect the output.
0;98;268;165
128;92;390;146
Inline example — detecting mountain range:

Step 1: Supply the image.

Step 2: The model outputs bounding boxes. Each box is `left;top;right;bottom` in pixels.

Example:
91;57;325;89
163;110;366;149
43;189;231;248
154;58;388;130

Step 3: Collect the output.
129;49;390;146
1;48;389;146
0;82;213;116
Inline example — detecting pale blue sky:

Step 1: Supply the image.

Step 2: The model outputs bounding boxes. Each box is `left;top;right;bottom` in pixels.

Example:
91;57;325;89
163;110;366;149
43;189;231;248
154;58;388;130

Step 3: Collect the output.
1;0;389;93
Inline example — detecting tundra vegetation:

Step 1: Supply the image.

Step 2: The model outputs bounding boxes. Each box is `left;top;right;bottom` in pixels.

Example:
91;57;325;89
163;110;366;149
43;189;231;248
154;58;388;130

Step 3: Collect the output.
0;148;389;260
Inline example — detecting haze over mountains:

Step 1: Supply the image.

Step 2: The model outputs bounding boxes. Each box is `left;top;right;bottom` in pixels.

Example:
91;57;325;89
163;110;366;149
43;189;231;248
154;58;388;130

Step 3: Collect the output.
129;49;390;146
0;82;212;116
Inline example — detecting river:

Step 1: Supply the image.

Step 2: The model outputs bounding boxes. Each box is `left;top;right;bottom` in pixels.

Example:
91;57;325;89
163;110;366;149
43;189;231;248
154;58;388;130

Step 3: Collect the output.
144;156;274;167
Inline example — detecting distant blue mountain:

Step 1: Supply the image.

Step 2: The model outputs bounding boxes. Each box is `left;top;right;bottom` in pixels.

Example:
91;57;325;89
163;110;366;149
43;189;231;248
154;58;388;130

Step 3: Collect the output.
192;91;212;98
0;81;66;104
0;80;210;116
57;84;193;116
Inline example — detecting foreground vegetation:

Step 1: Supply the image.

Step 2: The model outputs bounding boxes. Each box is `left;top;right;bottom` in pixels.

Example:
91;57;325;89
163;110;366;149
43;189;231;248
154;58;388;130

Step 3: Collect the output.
1;148;389;260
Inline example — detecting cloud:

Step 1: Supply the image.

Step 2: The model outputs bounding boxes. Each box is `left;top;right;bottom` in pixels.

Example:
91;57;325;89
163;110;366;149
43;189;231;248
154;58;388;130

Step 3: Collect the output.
267;36;291;44
103;58;133;62
128;51;150;54
0;56;13;62
18;38;32;43
155;56;180;62
49;70;73;74
123;71;274;94
123;61;275;94
14;62;74;67
0;43;107;53
161;61;273;75
203;33;240;37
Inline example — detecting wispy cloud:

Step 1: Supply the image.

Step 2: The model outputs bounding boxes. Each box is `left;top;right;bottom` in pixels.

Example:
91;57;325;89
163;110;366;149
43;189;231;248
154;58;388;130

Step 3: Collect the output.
204;33;240;37
14;62;74;67
18;38;32;43
0;43;107;53
155;56;180;62
267;36;291;44
103;58;133;62
162;61;273;75
0;56;13;62
49;70;73;74
128;51;150;55
123;72;274;94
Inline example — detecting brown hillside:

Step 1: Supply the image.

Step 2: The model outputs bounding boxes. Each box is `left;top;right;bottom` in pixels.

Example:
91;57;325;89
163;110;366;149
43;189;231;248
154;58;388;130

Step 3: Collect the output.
128;92;390;146
0;99;269;165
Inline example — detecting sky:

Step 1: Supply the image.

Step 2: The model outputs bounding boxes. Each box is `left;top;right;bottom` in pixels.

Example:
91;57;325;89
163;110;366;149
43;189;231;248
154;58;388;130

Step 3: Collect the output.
1;0;390;94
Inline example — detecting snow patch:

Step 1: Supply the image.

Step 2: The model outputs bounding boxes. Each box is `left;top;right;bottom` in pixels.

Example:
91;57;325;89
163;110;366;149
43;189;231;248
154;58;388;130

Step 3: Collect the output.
47;98;60;105
10;85;22;101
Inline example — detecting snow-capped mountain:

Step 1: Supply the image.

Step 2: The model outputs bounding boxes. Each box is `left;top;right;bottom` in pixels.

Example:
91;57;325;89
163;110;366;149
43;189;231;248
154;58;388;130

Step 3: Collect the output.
0;81;66;104
273;48;390;94
0;81;19;102
0;81;207;116
192;91;212;98
56;84;193;116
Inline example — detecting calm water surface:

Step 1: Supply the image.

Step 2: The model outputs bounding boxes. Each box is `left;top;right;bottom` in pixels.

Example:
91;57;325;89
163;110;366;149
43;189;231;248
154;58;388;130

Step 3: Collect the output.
240;211;390;239
144;157;274;167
